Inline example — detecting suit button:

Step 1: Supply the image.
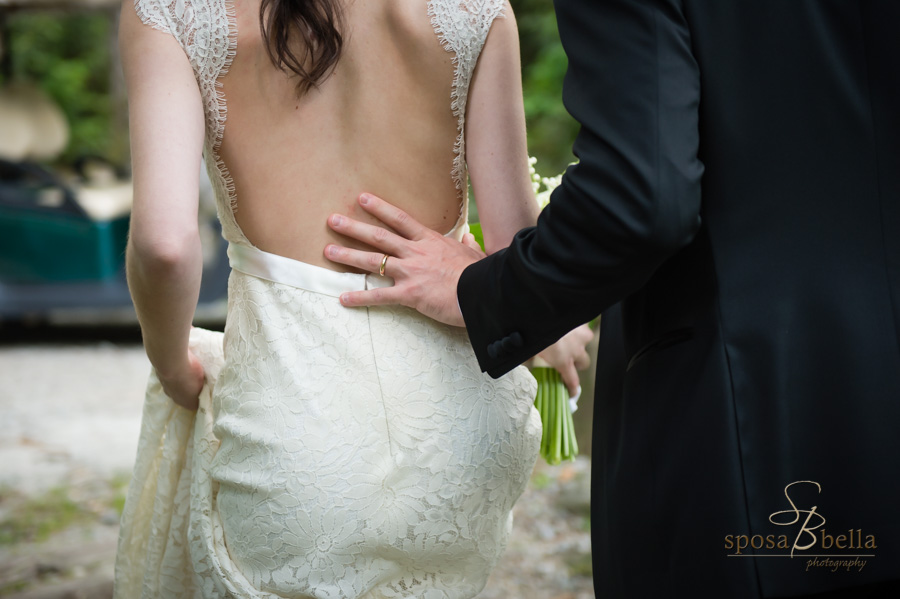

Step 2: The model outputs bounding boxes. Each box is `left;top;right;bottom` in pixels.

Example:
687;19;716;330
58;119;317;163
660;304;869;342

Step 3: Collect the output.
501;332;523;352
487;342;499;359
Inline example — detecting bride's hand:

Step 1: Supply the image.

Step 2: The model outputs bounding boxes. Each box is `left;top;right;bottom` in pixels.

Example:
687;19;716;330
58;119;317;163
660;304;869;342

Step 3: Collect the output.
157;350;206;411
533;324;594;397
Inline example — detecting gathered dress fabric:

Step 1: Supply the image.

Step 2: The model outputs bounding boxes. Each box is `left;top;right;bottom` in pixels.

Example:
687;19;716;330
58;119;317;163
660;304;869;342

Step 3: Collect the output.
114;1;541;598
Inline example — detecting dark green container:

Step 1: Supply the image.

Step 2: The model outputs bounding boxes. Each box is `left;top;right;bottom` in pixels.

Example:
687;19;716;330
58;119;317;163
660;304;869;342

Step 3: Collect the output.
0;161;130;283
0;206;129;283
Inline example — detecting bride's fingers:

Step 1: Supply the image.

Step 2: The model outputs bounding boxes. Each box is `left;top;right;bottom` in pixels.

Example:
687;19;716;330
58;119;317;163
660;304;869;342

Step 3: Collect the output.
328;214;408;255
574;323;594;341
358;193;429;241
558;360;581;397
324;245;399;275
574;348;591;370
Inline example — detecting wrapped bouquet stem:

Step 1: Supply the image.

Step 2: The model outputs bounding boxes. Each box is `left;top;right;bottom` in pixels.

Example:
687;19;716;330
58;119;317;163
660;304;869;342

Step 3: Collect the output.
531;356;579;465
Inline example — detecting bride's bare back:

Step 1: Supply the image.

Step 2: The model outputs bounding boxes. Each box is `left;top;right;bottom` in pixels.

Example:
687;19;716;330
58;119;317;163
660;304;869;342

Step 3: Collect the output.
221;0;463;271
121;0;535;316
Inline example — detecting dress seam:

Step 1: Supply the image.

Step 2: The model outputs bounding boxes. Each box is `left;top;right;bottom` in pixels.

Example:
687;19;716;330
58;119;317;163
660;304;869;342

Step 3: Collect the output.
365;304;395;459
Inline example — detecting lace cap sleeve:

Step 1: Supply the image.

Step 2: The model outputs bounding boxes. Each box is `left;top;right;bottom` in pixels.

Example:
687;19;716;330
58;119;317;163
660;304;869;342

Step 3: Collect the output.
428;0;507;198
132;0;169;34
130;0;232;77
130;0;243;243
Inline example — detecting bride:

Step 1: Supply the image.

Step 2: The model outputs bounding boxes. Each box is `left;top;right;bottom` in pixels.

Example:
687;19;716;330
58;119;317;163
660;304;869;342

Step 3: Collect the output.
114;0;591;597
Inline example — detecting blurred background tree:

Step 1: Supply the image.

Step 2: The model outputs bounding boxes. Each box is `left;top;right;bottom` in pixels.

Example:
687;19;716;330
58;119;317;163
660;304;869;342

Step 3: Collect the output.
512;0;578;176
1;1;576;175
1;8;125;166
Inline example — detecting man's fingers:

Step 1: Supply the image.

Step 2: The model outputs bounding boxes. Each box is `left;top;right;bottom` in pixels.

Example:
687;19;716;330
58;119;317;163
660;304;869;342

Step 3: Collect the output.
358;193;429;240
328;214;409;255
339;286;406;308
325;245;398;275
461;232;484;254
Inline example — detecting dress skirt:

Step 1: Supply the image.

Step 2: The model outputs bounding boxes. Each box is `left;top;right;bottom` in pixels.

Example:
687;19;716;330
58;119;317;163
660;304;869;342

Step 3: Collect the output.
114;243;541;599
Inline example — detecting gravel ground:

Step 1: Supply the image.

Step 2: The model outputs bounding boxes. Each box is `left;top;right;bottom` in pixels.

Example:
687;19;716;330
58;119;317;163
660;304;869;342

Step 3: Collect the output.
0;328;593;598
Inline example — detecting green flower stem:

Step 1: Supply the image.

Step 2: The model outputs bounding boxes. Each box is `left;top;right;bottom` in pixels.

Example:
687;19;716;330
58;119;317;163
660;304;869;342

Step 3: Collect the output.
540;369;550;457
531;366;579;465
567;393;579;457
561;379;570;458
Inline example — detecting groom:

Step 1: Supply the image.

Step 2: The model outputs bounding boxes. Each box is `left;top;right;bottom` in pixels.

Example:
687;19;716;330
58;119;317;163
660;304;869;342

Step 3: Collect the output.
325;1;900;597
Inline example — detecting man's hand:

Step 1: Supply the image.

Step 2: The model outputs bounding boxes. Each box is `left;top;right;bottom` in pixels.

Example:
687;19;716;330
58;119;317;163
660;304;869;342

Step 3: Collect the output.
324;193;485;327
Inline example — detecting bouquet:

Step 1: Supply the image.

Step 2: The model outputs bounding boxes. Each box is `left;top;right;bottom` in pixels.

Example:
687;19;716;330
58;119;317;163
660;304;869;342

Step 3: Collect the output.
470;157;579;465
531;358;579;465
528;157;579;464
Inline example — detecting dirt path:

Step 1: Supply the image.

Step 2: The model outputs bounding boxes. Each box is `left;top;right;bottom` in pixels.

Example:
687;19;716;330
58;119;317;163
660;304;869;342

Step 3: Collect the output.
0;337;593;598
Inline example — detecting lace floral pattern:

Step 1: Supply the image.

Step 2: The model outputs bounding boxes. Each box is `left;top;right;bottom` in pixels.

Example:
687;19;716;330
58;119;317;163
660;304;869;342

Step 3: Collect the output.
116;278;541;598
117;2;536;597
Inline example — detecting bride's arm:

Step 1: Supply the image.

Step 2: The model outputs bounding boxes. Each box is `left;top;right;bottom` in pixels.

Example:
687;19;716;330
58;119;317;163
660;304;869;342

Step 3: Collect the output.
119;1;206;407
465;5;592;394
465;5;539;254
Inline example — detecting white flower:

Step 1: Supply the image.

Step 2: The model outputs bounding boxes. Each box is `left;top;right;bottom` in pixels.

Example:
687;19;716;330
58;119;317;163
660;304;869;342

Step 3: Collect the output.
528;155;573;209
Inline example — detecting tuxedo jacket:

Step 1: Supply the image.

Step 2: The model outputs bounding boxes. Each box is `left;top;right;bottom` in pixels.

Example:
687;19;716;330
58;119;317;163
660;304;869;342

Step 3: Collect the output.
458;1;900;597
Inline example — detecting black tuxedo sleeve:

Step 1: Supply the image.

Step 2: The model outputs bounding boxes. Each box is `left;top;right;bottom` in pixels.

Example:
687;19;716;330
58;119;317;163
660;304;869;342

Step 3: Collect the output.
459;0;703;378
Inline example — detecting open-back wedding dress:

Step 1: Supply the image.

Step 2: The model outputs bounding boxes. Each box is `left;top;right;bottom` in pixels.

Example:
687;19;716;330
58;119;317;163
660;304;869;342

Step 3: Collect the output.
114;1;541;597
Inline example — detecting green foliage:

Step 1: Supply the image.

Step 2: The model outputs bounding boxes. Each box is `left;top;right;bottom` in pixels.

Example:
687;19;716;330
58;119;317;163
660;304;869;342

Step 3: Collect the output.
512;0;578;175
531;470;553;490
109;472;130;516
2;11;119;165
468;222;485;251
0;486;92;545
1;5;575;174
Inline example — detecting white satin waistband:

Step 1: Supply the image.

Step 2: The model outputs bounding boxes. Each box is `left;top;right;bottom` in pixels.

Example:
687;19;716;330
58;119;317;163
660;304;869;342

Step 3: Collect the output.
227;243;393;297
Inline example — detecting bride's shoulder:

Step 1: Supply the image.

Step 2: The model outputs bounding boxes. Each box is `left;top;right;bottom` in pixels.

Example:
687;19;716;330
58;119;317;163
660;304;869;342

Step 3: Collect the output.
425;0;510;53
121;0;229;73
124;0;224;37
426;0;510;26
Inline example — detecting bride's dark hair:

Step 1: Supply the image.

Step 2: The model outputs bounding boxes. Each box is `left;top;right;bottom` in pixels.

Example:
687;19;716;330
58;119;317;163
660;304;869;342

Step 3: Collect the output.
259;0;345;95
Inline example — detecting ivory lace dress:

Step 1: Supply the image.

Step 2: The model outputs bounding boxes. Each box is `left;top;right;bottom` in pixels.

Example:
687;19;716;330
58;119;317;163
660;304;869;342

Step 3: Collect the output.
113;1;542;598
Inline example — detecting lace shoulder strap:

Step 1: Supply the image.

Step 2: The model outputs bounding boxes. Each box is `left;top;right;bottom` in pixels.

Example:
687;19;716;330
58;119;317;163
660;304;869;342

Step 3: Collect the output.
132;0;246;245
427;0;507;199
132;0;235;151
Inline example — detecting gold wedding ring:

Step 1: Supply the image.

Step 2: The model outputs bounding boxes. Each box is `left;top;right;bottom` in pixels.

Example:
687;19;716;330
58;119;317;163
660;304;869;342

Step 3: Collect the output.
379;254;389;277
